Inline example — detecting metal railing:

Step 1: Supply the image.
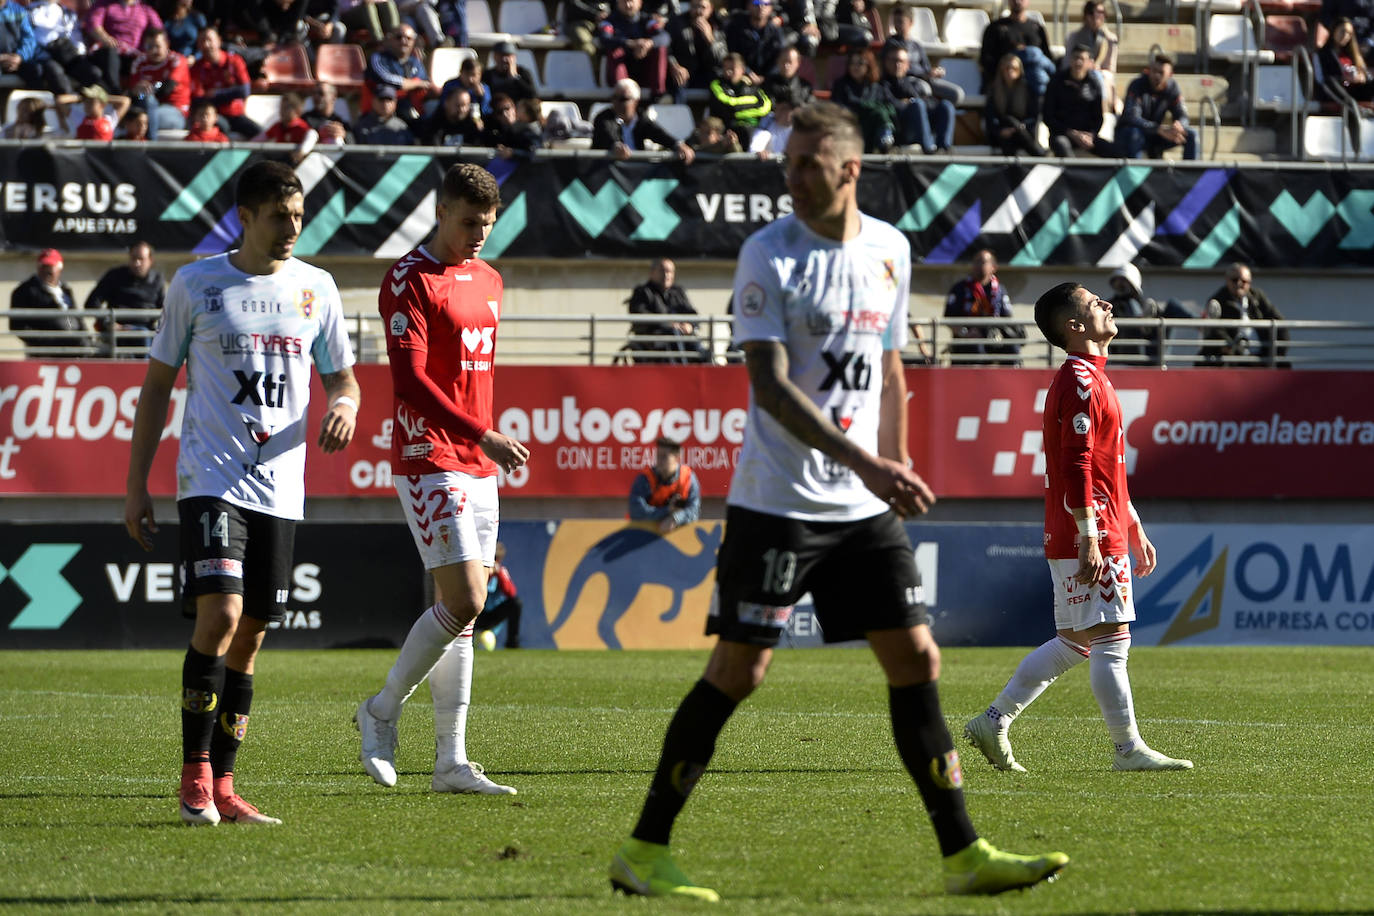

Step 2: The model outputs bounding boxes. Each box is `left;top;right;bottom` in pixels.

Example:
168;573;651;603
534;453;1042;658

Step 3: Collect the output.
6;310;1374;369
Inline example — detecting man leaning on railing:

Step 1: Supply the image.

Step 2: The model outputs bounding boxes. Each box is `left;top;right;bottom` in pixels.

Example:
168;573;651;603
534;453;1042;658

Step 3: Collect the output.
9;248;99;356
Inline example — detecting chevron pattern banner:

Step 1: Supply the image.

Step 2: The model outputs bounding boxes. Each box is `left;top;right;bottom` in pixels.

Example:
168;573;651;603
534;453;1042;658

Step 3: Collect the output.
5;146;1374;267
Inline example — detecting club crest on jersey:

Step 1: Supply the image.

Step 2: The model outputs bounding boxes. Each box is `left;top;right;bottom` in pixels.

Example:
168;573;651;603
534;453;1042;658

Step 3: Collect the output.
390;312;408;336
297;288;318;320
204;286;224;313
1073;412;1091;434
740;282;765;317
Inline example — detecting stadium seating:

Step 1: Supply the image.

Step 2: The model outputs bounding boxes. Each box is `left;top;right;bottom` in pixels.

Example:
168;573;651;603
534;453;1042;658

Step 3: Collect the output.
430;46;478;88
942;9;990;56
243;94;284;132
938;57;985;107
316;44;366;92
486;48;544;91
1253;63;1313;113
648;103;695;141
261;45;316;93
902;7;951;58
466;0;505;46
1302;114;1351;159
499;0;568;47
543;49;606;99
1207;14;1275;64
4;89;62;134
1262;14;1308;60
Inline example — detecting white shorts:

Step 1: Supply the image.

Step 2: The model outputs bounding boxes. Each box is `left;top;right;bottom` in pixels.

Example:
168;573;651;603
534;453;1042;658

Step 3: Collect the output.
395;471;499;570
1049;555;1136;632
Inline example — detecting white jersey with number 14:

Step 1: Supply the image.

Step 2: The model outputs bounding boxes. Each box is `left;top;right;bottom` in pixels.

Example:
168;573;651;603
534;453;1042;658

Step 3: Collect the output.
728;213;910;522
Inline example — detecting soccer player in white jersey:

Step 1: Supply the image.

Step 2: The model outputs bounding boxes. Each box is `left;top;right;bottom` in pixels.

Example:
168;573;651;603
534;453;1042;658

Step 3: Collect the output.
608;102;1068;902
124;160;359;826
353;163;530;795
964;283;1193;774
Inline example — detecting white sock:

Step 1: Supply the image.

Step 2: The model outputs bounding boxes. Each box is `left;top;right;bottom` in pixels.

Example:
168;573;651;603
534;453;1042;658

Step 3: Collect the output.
988;634;1088;727
372;603;462;722
431;621;474;770
1089;631;1142;753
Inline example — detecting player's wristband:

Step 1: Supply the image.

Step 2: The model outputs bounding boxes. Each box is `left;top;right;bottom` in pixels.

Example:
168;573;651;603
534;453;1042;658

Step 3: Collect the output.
330;395;358;411
1076;516;1099;539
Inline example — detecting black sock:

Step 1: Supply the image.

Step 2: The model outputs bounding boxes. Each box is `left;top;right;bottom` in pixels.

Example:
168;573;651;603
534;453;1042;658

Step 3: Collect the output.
888;681;979;857
632;679;738;845
210;668;254;780
181;647;226;766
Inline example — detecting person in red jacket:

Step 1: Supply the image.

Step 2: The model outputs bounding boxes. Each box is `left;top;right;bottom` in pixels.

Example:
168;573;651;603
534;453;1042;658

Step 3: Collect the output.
964;281;1193;774
628;437;701;534
74;84;131;139
127;28;189;139
184;98;228;142
189;28;258;138
474;542;522;650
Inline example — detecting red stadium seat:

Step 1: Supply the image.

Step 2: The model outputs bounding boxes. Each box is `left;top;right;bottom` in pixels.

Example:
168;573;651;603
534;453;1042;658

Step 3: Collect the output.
1264;14;1309;62
262;45;316;93
316;44;366;92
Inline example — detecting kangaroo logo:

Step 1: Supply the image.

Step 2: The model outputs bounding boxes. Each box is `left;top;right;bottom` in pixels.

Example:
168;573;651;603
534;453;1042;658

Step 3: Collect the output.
544;522;724;649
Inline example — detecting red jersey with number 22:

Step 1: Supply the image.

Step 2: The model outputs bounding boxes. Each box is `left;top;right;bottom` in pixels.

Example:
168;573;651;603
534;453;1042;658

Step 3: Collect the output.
379;246;501;477
1042;353;1130;560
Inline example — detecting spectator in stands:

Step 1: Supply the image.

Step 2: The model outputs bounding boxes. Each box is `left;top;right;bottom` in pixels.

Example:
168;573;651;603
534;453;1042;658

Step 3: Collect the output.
1065;0;1118;77
1044;45;1113;157
1105;262;1191;364
817;0;873;51
234;0;311;50
725;0;785;85
489;95;545;157
484;40;537;103
708;51;770;145
830;48;897;152
355;82;416;144
10;249;96;354
599;0;671;98
628;436;701;532
87;240;166;355
625;258;710;364
1118;53;1197;160
1200;263;1289;367
689;113;741;151
881;43;954;153
763;45;813;106
184;98;229;140
418;85;481;144
979;0;1054;95
593;77;697;160
1321;0;1374;59
436;0;468;48
339;0;401;44
885;4;963;106
75;84;131;139
119;105;150;138
302;0;346;46
1318;18;1374;101
0;0;43;91
191;28;259;139
28;0;106;94
563;0;608;58
944;249;1022;365
128;28;190;139
446;56;490;115
304;80;352;143
86;0;163;93
985;52;1046;156
667;0;726;97
2;95;48;137
748;84;794;155
367;24;434;125
260;91;319;161
164;0;205;58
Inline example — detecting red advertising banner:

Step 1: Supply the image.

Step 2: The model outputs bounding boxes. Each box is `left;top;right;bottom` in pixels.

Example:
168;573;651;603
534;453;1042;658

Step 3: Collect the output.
0;362;1368;499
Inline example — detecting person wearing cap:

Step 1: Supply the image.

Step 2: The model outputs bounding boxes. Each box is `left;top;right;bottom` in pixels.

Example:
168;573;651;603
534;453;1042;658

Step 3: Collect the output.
365;24;434;124
483;39;536;103
10;249;97;355
74;83;131;139
355;81;416;145
1105;262;1191;365
598;0;671;98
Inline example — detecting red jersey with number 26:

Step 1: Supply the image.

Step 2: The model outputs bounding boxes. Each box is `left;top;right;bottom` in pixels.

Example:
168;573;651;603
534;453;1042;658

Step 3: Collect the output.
1042;353;1130;560
379;246;501;477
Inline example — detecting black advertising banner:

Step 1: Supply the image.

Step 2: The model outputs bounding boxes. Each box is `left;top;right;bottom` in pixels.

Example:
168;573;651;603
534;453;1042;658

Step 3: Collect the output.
0;523;424;650
4;145;1374;267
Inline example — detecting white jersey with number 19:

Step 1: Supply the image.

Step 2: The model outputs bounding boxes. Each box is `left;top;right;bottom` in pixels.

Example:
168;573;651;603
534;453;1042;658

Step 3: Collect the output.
149;253;356;520
727;213;910;522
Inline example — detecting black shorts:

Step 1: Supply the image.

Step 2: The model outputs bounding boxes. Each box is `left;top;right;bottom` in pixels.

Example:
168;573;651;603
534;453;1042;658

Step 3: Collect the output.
708;505;929;647
177;496;295;623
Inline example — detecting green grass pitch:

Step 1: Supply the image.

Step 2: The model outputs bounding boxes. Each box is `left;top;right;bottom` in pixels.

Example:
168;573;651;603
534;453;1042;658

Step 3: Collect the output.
2;646;1371;914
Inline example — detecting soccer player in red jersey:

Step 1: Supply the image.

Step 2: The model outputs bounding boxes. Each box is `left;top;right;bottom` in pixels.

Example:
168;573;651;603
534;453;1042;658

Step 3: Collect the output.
965;282;1193;773
354;163;530;795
